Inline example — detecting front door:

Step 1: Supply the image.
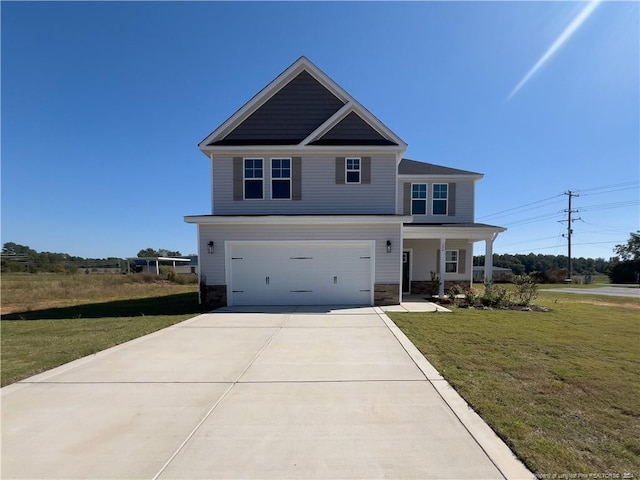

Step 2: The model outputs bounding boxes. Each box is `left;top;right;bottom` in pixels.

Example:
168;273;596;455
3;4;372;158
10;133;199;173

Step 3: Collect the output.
402;251;411;294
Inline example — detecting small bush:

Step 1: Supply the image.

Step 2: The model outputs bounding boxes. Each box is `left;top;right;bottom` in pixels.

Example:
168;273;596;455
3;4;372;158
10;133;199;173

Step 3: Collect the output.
513;275;539;307
481;284;512;308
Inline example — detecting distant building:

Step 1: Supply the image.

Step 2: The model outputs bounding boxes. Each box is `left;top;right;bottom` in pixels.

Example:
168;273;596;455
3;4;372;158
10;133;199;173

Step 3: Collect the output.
473;266;513;282
127;257;193;275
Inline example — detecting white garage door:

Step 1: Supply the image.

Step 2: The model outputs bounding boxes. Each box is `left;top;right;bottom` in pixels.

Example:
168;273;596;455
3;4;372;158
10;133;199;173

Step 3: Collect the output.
228;241;374;306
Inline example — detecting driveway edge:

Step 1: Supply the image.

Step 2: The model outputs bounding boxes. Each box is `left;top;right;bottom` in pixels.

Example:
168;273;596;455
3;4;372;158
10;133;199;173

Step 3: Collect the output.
376;308;535;480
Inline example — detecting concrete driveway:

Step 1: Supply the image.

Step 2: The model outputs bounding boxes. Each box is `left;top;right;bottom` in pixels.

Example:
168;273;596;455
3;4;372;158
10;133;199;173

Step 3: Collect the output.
2;306;532;479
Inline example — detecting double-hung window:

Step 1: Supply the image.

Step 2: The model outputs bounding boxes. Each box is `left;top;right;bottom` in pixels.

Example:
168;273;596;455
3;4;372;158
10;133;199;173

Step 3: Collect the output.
346;158;361;184
411;183;427;215
244;159;263;199
271;158;291;200
433;183;448;215
445;250;458;273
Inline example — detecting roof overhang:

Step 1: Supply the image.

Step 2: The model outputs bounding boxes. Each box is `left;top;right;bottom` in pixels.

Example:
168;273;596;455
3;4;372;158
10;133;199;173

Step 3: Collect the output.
403;223;506;241
128;257;191;262
185;214;412;225
398;173;484;182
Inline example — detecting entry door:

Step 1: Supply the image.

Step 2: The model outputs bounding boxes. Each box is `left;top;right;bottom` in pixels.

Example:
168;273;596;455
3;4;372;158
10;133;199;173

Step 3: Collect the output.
402;251;411;294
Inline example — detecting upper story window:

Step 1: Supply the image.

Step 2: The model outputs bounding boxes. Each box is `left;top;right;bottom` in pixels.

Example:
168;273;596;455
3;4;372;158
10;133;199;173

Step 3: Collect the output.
271;158;291;200
433;183;448;215
346;158;361;184
244;158;263;199
411;183;427;215
445;250;458;273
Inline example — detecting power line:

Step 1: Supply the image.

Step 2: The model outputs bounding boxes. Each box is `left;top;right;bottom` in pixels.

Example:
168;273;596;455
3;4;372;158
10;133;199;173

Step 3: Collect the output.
477;194;564;221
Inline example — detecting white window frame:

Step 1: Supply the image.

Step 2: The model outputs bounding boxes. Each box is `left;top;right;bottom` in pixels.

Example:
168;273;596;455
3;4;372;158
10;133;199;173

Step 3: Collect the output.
411;183;427;215
270;158;292;200
243;158;264;200
345;157;361;184
433;183;448;215
445;249;458;273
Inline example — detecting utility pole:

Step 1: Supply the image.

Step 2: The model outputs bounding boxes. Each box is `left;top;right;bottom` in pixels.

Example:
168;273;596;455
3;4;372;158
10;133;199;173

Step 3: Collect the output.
560;190;580;280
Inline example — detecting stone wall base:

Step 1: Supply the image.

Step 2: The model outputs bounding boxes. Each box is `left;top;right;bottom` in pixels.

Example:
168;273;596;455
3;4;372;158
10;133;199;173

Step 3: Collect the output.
201;284;403;308
374;284;400;306
410;280;472;296
201;284;227;310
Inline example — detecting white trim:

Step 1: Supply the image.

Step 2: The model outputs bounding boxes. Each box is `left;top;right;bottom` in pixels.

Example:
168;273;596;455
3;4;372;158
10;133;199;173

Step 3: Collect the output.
270;157;292;200
243;158;264;200
403;225;506;240
432;183;449;216
300;102;353;146
185;215;412;225
398;174;484;181
410;182;428;215
201;145;405;156
445;249;459;274
345;157;361;184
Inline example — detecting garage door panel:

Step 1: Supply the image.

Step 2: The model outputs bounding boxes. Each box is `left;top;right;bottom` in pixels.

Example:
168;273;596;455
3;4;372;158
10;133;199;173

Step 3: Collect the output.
229;242;373;306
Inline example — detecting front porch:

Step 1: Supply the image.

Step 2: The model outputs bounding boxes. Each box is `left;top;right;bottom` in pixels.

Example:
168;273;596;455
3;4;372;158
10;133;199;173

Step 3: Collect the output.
402;223;506;298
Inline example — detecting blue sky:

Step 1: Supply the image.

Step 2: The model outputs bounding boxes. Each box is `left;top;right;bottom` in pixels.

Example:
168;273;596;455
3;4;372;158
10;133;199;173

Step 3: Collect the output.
2;1;638;260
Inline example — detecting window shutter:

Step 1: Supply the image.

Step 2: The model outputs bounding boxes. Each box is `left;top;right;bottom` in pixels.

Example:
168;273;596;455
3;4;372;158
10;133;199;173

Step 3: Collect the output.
335;157;345;184
448;183;456;216
458;249;466;274
361;156;371;184
233;157;243;201
292;156;302;201
436;250;441;275
403;183;411;214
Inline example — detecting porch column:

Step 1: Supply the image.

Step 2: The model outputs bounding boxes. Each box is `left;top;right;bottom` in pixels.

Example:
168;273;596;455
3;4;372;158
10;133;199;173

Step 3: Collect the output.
439;238;446;297
484;236;494;283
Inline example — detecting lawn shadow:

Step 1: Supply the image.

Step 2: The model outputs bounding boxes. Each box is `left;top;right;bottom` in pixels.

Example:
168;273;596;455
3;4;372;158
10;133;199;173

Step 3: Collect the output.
2;292;206;320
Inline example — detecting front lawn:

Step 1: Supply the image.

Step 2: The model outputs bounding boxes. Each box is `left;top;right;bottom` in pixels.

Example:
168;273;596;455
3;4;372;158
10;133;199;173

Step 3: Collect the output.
389;292;640;477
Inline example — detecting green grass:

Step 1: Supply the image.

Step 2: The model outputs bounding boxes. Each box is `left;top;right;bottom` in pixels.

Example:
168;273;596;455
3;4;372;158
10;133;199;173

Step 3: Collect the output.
1;273;202;386
389;292;640;476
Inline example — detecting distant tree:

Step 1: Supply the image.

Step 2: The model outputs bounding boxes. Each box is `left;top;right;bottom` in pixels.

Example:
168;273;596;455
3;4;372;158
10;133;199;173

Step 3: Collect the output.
137;248;160;257
137;248;182;258
614;231;640;261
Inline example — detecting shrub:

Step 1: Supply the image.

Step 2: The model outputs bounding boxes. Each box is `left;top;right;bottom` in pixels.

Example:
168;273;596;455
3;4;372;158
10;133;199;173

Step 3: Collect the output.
481;283;512;308
425;271;440;296
513;275;539;307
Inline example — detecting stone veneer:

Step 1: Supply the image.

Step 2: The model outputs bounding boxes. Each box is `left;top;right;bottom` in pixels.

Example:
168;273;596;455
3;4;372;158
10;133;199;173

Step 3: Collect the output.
202;284;401;308
374;284;400;306
202;285;227;310
410;280;472;296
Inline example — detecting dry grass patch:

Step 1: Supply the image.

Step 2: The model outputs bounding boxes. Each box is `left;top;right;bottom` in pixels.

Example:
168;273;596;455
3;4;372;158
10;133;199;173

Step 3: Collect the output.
389;291;640;477
1;273;202;386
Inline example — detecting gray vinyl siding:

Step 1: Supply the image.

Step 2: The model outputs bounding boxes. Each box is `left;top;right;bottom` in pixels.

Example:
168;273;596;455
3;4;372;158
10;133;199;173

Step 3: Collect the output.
198;222;402;285
213;154;397;214
398;178;475;222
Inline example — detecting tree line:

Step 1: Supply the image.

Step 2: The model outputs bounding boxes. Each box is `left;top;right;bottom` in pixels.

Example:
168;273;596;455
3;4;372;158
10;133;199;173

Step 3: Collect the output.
1;243;188;274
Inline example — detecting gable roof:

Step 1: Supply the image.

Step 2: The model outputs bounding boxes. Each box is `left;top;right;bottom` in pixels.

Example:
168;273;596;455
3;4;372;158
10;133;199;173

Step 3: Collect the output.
399;158;483;177
199;57;407;150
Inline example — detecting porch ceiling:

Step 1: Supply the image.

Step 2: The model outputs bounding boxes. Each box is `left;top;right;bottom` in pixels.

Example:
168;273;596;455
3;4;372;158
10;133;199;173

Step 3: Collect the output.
403;223;506;241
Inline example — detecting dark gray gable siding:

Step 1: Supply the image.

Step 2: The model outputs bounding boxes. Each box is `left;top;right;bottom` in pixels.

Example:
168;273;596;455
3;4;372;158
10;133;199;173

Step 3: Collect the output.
310;112;397;146
399;158;481;176
211;71;345;146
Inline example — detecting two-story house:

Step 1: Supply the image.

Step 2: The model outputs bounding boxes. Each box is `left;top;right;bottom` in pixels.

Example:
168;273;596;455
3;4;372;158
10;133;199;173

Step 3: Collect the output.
185;57;505;308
